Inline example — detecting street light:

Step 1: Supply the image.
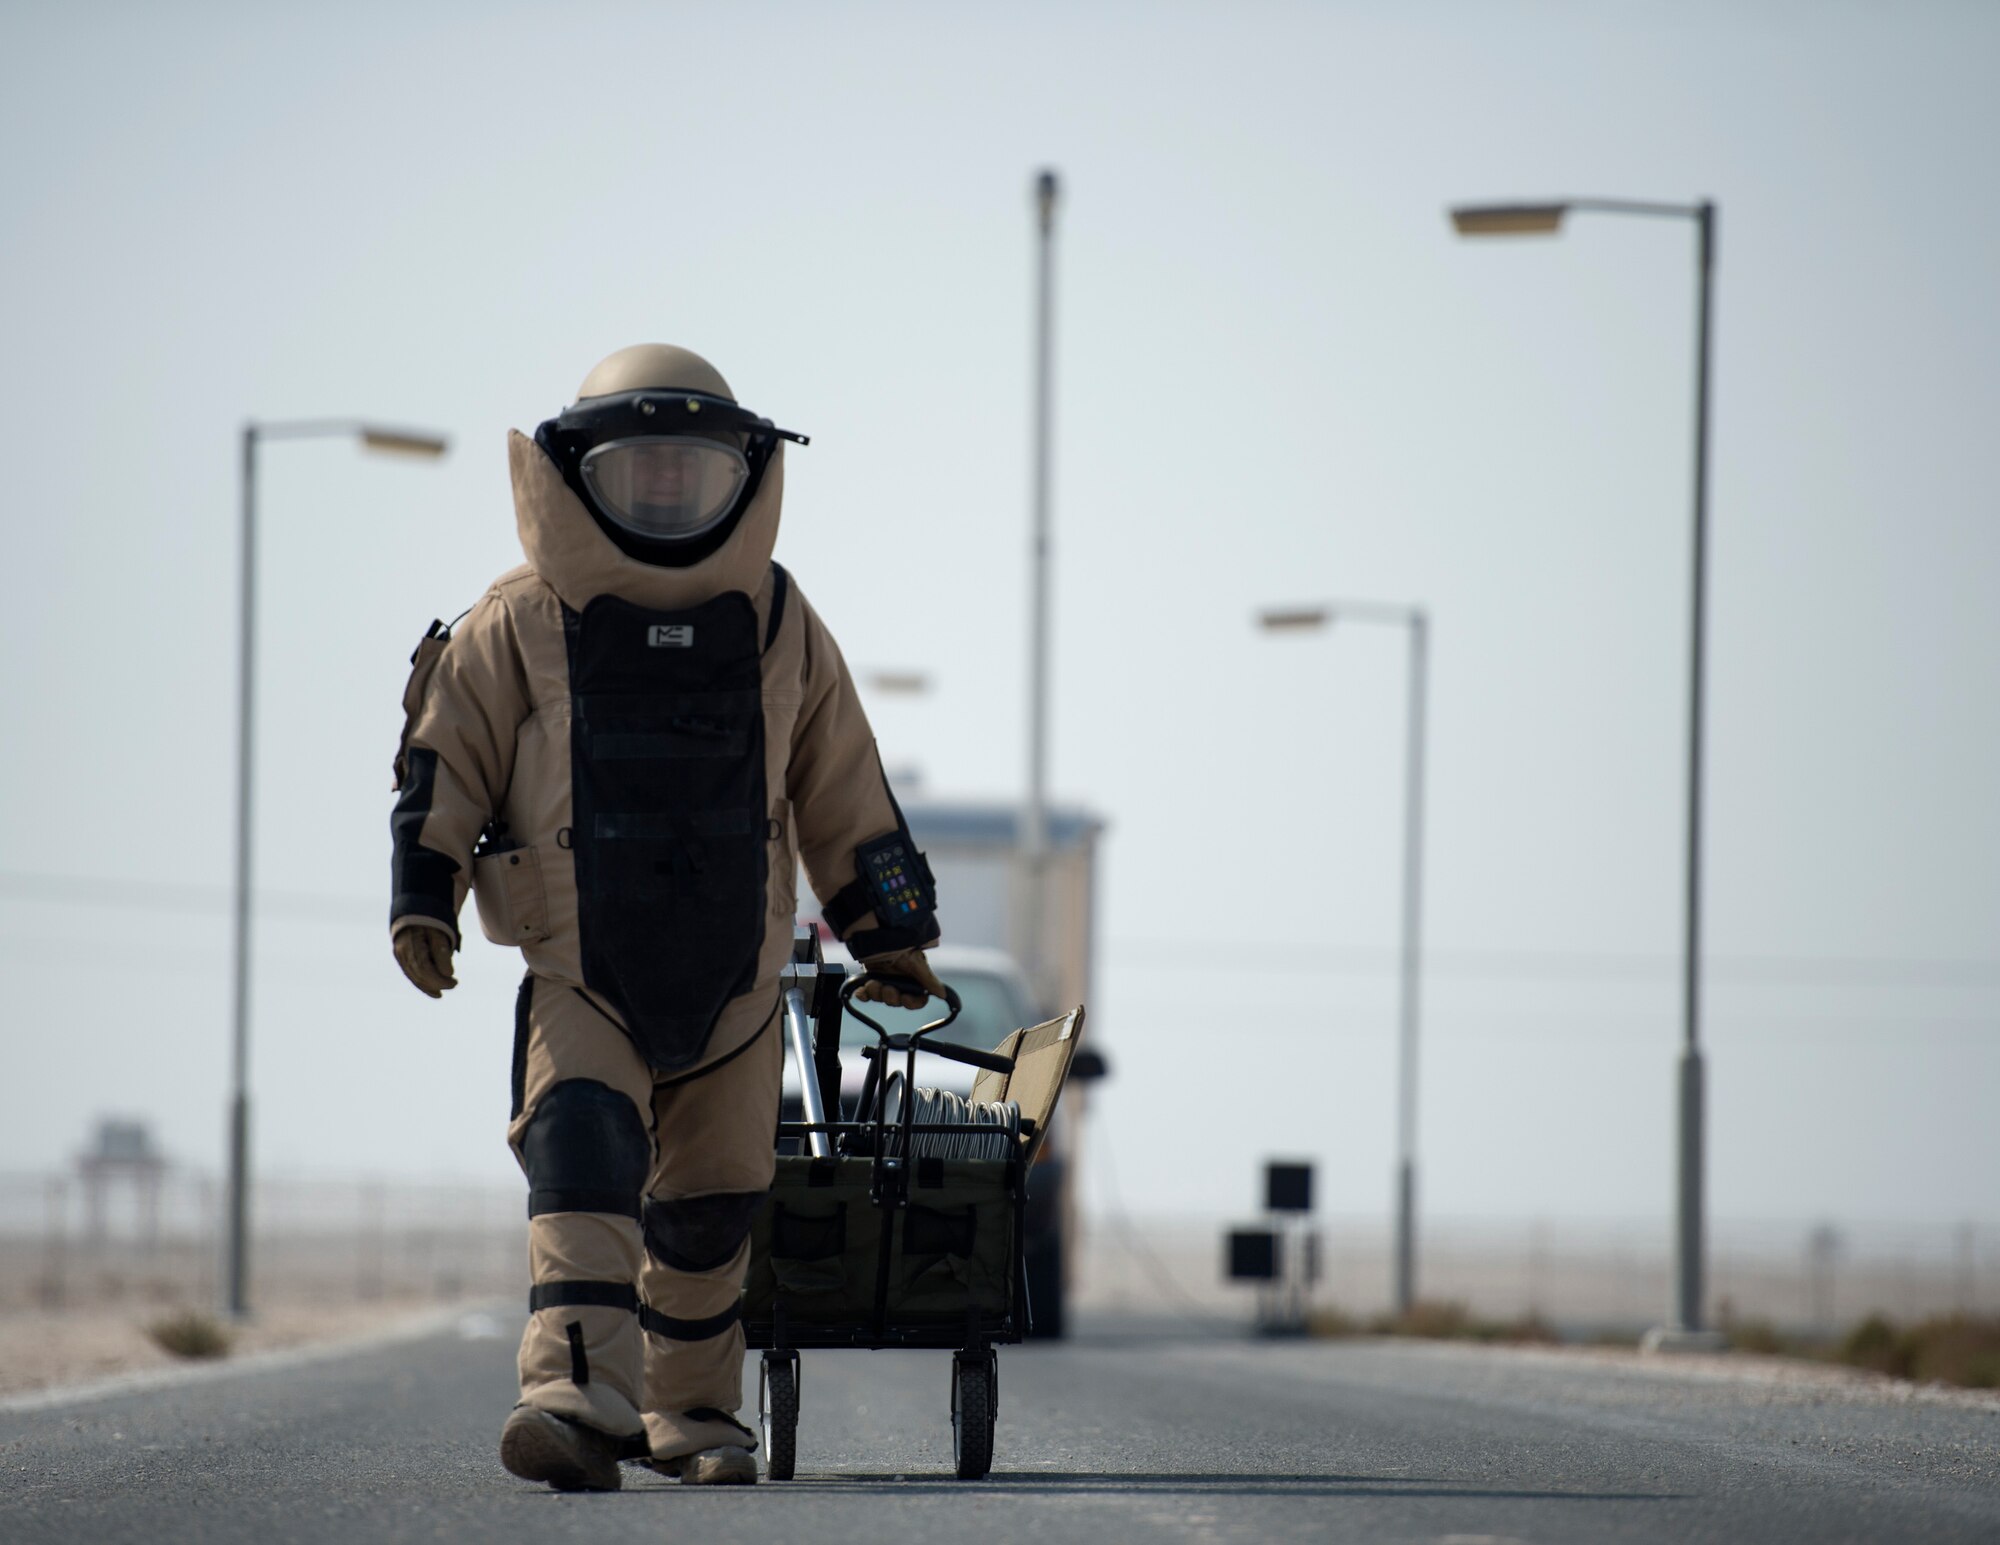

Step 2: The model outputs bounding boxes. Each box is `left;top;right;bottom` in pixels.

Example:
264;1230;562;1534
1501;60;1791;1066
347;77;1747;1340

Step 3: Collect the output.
1452;193;1720;1345
226;418;447;1319
864;670;933;697
1258;600;1430;1316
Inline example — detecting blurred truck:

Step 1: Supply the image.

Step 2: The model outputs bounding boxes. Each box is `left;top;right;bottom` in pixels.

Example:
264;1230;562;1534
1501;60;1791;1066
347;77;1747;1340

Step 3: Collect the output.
796;789;1107;1336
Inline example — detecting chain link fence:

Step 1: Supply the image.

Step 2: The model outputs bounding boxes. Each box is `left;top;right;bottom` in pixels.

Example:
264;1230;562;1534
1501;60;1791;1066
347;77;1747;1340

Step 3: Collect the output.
5;1166;1993;1336
0;1169;526;1314
1075;1213;2000;1333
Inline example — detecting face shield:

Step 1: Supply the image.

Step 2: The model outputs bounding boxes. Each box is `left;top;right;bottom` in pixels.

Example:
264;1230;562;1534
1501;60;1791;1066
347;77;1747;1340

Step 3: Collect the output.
538;389;809;567
579;436;750;543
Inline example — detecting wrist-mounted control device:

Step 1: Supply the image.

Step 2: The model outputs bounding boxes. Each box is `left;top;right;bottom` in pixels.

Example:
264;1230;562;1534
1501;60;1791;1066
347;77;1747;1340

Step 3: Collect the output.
856;831;933;927
822;829;938;955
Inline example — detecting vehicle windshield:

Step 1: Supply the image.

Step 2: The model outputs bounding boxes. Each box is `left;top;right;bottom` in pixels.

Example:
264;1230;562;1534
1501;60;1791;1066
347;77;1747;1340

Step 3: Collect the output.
838;970;1031;1052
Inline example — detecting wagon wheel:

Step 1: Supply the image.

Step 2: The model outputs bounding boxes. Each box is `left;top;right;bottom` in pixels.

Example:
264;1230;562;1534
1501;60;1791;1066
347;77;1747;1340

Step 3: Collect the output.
950;1350;996;1480
761;1351;799;1481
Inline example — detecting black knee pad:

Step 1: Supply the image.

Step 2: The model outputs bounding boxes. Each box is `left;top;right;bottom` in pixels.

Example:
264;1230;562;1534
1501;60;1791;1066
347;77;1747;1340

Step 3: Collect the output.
520;1079;649;1219
643;1190;767;1272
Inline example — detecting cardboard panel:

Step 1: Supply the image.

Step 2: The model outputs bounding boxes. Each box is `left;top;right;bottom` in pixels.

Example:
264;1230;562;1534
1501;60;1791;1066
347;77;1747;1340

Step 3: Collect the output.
967;1006;1085;1163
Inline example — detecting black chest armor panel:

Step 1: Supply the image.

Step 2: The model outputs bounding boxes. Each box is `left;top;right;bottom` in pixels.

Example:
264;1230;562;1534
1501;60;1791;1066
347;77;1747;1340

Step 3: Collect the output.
562;591;769;1070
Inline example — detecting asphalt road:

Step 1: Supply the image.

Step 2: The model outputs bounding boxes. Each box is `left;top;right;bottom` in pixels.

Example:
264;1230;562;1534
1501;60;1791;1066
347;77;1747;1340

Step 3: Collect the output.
2;1311;1996;1544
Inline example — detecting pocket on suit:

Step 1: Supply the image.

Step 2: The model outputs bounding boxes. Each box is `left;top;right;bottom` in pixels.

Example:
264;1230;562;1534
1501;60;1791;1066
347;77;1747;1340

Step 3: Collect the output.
473;843;552;946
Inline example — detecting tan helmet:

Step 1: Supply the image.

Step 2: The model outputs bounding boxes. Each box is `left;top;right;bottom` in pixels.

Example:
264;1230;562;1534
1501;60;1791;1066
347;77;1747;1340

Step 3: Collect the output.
540;343;806;567
575;344;735;405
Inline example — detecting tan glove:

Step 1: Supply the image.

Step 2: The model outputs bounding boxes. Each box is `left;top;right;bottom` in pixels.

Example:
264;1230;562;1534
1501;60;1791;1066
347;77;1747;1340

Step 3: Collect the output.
855;947;945;1010
393;922;458;998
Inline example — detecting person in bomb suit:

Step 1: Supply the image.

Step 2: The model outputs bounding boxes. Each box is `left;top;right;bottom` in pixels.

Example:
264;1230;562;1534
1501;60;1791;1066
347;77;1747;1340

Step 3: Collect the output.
388;344;943;1490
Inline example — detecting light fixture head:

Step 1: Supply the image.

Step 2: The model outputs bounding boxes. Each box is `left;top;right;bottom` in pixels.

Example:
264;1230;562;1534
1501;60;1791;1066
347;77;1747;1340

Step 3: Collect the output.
1450;203;1568;237
867;670;932;696
1257;607;1331;633
360;427;449;458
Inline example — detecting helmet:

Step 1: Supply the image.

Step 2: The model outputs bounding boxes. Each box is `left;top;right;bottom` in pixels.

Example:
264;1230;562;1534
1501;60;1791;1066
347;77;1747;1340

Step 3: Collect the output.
535;344;807;567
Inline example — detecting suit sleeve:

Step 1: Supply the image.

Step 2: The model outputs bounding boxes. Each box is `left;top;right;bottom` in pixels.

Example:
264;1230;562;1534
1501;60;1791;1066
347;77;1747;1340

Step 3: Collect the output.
388;590;530;942
787;589;941;958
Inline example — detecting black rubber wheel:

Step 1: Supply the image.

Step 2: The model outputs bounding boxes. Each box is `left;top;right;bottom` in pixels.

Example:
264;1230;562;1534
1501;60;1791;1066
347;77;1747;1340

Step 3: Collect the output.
761;1353;798;1481
951;1352;996;1480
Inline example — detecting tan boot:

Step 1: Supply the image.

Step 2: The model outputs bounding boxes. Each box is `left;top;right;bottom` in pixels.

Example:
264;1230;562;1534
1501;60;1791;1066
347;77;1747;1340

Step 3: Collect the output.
499;1405;629;1492
644;1407;760;1485
656;1446;759;1485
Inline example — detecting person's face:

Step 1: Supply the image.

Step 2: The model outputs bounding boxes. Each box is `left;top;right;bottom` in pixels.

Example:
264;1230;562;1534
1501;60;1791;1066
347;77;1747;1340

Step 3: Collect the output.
632;443;695;508
577;432;751;544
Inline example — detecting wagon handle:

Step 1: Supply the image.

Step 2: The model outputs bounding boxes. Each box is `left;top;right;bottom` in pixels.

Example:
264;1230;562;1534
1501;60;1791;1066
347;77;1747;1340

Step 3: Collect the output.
838;973;963;1039
841;977;1014;1073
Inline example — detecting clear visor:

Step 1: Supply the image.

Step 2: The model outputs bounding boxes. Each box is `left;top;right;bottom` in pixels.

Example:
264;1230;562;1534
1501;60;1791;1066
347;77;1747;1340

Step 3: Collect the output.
579;436;751;541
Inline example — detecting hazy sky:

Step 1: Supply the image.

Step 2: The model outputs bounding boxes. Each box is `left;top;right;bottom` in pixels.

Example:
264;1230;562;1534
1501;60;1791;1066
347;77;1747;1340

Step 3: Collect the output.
3;2;1996;1243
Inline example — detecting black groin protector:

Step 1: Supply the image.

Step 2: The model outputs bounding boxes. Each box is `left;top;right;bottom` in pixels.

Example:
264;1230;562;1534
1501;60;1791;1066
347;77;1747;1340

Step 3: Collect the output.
643;1191;768;1273
564;592;768;1071
521;1079;651;1218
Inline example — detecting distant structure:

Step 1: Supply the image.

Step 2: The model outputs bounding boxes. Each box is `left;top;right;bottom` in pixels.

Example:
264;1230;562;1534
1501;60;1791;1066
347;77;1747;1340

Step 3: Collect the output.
78;1117;166;1255
1226;1160;1320;1336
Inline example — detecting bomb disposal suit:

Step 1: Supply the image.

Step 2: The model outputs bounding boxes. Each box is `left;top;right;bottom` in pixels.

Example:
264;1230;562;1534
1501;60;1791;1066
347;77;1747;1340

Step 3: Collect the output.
388;345;943;1490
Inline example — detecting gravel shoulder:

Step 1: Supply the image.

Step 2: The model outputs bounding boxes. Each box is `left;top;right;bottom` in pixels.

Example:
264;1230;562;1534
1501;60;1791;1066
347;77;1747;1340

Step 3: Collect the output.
0;1298;466;1403
1397;1334;2000;1412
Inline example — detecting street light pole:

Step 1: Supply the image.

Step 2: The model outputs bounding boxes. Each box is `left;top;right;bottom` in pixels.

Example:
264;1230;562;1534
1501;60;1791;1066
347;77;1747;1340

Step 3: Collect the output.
1451;194;1721;1340
1677;200;1716;1338
226;425;258;1321
1395;610;1429;1317
1259;600;1429;1315
1022;168;1059;1013
225;418;447;1320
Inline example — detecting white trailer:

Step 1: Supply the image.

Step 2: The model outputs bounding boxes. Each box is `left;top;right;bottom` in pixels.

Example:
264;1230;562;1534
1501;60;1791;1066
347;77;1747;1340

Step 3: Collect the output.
897;796;1105;1025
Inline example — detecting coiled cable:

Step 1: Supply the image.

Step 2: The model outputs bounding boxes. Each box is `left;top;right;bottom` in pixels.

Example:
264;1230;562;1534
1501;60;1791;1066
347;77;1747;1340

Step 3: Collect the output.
879;1076;1020;1161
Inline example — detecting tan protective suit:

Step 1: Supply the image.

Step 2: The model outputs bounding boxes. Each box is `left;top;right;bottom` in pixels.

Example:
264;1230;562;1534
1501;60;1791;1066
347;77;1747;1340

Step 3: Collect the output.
390;419;933;1457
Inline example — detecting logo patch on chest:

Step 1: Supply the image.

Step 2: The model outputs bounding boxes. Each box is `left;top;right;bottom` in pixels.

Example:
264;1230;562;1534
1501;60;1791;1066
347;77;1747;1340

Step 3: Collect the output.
647;625;695;648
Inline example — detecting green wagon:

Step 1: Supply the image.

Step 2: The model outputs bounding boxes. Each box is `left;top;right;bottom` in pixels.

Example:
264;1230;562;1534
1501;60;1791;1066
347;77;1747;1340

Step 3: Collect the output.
747;930;1085;1480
